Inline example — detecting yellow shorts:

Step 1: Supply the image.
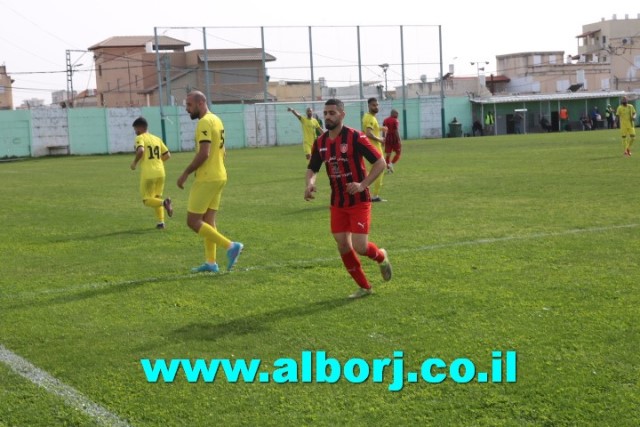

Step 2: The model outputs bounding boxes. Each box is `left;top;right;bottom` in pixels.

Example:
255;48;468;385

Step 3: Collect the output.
188;180;227;214
371;140;383;154
140;177;165;200
620;125;636;137
303;140;314;156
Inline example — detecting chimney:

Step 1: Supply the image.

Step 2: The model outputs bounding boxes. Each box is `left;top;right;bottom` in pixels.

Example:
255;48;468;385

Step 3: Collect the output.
612;14;617;20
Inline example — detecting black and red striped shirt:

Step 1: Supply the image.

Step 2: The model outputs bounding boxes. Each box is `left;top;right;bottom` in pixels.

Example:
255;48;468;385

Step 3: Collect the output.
308;125;382;208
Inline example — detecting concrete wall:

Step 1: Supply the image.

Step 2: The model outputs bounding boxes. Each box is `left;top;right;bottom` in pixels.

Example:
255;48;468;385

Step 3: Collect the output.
0;98;451;159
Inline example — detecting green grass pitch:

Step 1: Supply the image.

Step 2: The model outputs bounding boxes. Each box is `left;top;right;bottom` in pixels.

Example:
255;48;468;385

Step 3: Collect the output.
0;130;638;426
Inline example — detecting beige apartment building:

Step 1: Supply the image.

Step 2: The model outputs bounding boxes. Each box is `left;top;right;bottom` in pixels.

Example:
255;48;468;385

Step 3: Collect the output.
88;36;276;107
0;65;14;110
492;14;640;96
267;80;323;102
577;13;640;92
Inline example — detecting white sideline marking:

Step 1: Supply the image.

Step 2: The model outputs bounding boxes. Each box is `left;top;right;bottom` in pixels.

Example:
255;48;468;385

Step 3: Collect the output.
0;344;131;427
407;223;639;253
0;223;636;422
2;223;637;301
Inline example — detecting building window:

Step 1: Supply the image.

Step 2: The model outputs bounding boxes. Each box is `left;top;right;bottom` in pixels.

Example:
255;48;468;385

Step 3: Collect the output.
548;55;556;65
532;55;542;66
556;79;570;92
98;65;102;77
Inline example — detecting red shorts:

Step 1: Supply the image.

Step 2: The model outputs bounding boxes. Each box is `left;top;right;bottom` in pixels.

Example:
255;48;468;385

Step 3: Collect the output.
384;134;401;154
330;203;371;234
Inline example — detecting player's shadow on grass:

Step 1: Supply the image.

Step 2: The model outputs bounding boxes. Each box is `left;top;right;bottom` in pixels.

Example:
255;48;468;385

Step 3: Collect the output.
281;205;327;216
171;297;352;342
588;156;626;161
48;228;154;243
4;274;185;311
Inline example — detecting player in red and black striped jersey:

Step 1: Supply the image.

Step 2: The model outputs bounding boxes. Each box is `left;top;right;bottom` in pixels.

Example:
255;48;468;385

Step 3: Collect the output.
305;99;393;299
382;109;402;173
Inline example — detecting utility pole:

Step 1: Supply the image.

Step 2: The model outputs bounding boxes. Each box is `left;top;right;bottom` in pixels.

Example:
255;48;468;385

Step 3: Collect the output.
65;49;86;107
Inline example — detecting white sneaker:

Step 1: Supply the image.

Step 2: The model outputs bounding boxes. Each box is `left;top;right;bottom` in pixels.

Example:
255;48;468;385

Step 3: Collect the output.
348;288;373;299
379;249;392;281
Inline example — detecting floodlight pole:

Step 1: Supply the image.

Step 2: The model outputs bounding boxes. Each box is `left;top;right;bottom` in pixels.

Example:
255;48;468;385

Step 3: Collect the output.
154;28;167;144
357;26;364;118
379;63;389;99
471;60;489;95
439;25;446;139
400;25;407;140
308;26;315;102
203;27;212;104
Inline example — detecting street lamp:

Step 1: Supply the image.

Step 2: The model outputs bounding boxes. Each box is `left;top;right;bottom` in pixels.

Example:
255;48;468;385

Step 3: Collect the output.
379;63;389;99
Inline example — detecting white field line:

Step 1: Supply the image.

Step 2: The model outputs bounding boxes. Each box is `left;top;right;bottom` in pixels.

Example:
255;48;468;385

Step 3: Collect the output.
0;344;131;427
2;223;637;301
0;223;636;424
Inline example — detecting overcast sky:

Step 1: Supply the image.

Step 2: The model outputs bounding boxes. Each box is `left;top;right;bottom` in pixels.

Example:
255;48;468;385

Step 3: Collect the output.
1;0;635;107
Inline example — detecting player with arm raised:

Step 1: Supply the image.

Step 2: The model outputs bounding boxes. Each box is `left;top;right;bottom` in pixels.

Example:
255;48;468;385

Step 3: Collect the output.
288;106;323;161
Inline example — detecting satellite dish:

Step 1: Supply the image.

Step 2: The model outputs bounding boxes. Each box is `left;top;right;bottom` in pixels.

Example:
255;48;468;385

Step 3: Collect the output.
420;74;427;83
622;38;629;45
568;83;584;92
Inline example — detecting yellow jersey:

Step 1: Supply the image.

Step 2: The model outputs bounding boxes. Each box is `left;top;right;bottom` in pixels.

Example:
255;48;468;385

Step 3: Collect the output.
195;112;227;182
299;116;321;145
134;132;168;180
616;104;637;128
362;112;381;146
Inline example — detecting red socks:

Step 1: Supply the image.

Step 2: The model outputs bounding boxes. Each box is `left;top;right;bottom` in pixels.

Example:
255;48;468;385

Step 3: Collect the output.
341;250;370;289
366;242;385;263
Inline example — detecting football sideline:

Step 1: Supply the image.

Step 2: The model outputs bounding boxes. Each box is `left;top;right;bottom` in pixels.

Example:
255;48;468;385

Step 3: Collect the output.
0;344;131;427
0;222;636;425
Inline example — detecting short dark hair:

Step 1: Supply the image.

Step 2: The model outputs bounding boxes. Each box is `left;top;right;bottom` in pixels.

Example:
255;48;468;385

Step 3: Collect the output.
325;98;344;111
132;117;148;128
367;97;378;105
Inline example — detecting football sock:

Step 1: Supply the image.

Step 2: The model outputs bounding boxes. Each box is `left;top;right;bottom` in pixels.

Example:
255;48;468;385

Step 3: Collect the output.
143;197;163;208
143;198;164;222
341;250;370;289
391;153;401;164
197;223;232;249
205;236;217;264
372;173;383;197
366;242;385;263
155;207;164;222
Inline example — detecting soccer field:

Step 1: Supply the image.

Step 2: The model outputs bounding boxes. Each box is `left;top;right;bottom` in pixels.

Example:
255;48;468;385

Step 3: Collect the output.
1;130;638;426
